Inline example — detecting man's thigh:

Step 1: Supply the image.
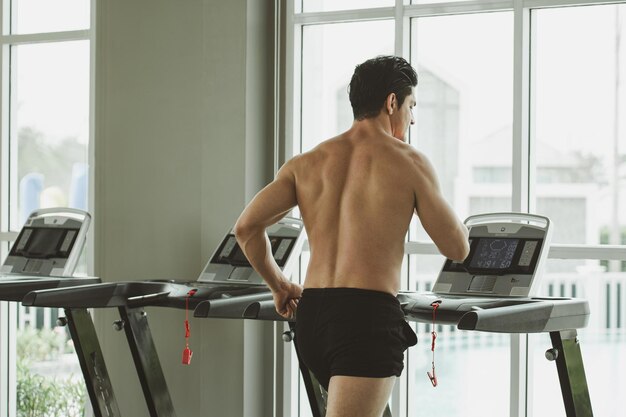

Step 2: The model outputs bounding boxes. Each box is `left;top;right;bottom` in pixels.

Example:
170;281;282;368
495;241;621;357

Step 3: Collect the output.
326;375;395;417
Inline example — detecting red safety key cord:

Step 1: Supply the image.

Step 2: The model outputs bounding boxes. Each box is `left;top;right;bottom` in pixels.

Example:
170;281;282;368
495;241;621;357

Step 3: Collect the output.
427;300;441;387
182;289;197;365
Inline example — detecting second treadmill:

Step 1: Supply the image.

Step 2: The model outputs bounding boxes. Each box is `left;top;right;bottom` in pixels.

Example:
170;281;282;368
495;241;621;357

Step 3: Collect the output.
23;217;306;417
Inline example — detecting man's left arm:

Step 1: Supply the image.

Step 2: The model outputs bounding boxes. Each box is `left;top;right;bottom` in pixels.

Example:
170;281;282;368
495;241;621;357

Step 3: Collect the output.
234;161;301;318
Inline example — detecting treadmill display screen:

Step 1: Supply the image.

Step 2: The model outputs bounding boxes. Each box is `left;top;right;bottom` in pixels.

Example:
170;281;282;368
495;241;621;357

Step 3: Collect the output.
211;235;296;267
9;227;80;259
469;238;519;270
442;237;542;275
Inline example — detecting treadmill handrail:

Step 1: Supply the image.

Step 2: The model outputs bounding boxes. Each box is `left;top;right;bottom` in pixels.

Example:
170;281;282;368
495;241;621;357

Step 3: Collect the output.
457;298;590;333
22;282;174;308
193;291;273;318
400;292;590;334
242;299;289;321
0;277;101;302
465;212;550;230
127;291;171;307
29;207;91;223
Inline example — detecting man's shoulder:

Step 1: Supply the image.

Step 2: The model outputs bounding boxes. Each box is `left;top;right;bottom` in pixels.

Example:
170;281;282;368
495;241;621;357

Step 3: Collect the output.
291;136;345;162
380;142;435;181
280;140;331;174
403;145;428;165
373;137;428;165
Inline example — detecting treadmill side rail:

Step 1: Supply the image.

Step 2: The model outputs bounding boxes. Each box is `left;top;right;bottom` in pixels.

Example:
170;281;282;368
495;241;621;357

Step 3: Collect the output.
22;282;174;308
242;299;286;321
193;291;273;318
0;277;100;302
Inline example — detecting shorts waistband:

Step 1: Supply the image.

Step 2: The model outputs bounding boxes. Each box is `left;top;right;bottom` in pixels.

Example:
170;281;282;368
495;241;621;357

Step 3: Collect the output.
302;287;398;303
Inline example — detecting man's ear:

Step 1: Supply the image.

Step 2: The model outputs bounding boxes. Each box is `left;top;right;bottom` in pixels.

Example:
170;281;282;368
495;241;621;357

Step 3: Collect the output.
385;93;397;115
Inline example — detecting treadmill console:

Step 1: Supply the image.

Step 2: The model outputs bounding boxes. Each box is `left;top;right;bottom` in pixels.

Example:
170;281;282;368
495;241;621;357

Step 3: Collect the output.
2;208;91;277
10;227;80;260
211;235;297;268
433;213;552;297
198;217;305;285
444;237;543;275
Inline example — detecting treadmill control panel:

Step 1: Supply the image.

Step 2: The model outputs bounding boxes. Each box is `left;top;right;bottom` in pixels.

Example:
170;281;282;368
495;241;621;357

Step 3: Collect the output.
10;227;80;260
211;235;296;267
433;213;552;298
443;237;543;275
2;209;90;277
199;217;305;285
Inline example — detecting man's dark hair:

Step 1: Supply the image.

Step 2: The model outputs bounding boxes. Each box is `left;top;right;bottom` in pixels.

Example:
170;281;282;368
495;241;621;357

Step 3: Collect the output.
348;55;418;120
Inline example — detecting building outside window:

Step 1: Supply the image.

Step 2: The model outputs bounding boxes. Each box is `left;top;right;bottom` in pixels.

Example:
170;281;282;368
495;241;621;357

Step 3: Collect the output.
286;1;626;416
0;1;93;416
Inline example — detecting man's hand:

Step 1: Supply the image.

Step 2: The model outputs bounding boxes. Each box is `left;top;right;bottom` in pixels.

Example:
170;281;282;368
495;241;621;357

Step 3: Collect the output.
272;281;303;319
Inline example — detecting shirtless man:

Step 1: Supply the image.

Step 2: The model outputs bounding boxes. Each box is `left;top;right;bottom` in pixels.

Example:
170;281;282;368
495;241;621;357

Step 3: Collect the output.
234;56;469;417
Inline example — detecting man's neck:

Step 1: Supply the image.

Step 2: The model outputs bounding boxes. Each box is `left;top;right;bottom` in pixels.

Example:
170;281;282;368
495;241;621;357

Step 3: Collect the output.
346;115;404;142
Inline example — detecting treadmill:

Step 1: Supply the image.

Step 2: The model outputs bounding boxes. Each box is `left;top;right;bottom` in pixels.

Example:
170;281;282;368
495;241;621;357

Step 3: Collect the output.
23;217;306;417
0;208;116;416
400;213;591;417
243;213;593;417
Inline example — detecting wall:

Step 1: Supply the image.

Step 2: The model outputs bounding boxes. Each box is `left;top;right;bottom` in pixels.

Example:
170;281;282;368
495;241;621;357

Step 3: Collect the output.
94;1;276;416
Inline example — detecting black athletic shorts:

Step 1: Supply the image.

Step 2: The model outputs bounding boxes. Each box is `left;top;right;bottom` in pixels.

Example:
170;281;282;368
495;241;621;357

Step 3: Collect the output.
295;287;418;390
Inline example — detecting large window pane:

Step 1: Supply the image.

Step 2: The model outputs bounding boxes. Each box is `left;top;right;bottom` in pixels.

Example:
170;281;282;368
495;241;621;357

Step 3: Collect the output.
16;307;87;416
530;259;625;417
410;12;513;240
532;5;626;246
9;40;90;416
11;41;89;230
300;20;394;153
11;0;90;34
407;19;513;409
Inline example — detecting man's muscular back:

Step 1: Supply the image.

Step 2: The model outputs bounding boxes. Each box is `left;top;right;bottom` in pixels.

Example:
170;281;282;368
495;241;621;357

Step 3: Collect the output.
288;130;467;296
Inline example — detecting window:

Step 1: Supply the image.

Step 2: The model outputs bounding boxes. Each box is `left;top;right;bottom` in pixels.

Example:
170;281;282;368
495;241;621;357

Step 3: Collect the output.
532;4;626;247
287;1;626;416
12;0;89;34
300;20;395;153
0;1;93;415
11;41;90;228
407;12;513;415
529;5;626;416
409;11;513;242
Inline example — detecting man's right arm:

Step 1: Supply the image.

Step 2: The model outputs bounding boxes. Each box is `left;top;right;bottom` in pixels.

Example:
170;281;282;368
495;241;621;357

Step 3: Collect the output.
411;151;469;262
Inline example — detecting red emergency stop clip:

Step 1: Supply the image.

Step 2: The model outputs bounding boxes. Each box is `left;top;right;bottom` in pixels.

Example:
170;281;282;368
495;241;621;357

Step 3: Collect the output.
182;289;197;365
427;366;437;387
427;300;441;387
